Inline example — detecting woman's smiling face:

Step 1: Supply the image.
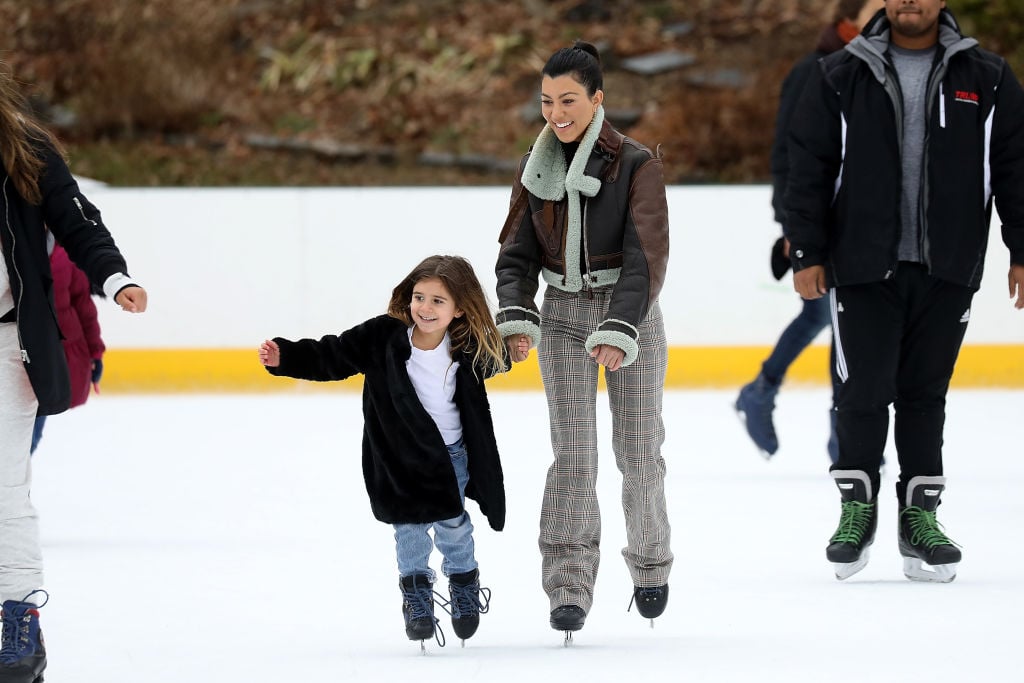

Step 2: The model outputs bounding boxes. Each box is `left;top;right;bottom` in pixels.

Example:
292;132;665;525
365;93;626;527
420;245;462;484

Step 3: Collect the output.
541;73;603;143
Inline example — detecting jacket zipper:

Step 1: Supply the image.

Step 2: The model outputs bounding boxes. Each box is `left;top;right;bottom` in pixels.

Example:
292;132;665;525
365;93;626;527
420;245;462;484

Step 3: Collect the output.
918;59;948;269
73;196;97;226
581;199;595;299
2;178;29;362
882;58;905;277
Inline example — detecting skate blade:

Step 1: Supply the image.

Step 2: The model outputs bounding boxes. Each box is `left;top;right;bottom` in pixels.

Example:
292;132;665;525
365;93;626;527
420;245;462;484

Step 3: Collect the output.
902;557;957;583
832;549;870;580
563;631;574;647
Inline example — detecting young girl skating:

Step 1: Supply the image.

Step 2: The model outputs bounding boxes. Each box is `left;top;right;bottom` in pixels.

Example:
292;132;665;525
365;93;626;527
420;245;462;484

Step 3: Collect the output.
259;254;519;648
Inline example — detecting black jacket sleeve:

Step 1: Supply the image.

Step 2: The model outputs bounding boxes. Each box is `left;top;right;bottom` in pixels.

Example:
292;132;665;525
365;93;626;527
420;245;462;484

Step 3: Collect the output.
990;61;1024;266
783;61;844;273
267;316;389;382
37;143;129;288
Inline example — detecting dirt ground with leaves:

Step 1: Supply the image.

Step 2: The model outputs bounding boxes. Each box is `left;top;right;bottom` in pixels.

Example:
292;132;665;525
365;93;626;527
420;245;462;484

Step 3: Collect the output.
1;0;1019;186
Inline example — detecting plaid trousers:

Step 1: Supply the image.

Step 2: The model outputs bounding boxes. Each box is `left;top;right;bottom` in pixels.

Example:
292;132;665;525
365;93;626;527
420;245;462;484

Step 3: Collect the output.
538;286;673;613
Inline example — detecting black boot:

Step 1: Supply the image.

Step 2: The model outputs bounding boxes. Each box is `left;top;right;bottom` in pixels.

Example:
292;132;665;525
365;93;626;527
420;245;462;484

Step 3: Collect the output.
630;584;669;621
447;569;490;643
0;591;47;683
549;605;586;633
898;476;961;582
399;574;440;644
825;470;878;580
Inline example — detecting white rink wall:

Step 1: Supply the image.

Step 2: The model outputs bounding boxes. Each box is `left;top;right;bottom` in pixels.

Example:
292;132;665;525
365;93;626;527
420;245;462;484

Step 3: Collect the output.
86;185;1024;349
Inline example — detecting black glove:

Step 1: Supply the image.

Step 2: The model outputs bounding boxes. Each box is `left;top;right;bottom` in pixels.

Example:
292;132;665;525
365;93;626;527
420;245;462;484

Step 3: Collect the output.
770;236;791;281
91;358;104;385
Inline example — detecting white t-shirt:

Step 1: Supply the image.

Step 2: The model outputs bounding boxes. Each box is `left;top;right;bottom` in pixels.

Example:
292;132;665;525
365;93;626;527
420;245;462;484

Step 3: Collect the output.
405;327;463;445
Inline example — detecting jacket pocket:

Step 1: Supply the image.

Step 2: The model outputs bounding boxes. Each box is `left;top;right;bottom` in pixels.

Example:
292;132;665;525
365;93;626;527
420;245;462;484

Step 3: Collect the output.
532;201;565;260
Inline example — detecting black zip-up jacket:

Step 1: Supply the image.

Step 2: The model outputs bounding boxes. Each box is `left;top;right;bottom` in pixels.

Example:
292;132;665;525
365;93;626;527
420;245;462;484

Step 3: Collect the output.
1;142;132;415
266;315;507;531
785;8;1024;290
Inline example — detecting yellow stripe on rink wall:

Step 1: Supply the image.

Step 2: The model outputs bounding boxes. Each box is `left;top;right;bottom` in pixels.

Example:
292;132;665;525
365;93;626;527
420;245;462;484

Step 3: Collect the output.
100;344;1024;393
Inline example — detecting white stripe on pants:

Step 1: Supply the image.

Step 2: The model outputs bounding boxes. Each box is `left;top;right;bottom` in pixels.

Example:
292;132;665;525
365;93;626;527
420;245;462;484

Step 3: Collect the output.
0;323;44;603
538;287;673;613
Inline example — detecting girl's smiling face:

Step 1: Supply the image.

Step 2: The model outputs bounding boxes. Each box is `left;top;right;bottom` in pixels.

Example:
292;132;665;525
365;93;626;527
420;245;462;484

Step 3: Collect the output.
409;277;462;348
541;73;604;143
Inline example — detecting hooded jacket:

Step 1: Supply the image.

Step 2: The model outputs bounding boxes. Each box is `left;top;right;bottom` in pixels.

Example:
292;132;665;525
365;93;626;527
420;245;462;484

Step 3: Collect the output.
784;8;1024;290
266;314;506;531
495;107;670;367
1;142;131;415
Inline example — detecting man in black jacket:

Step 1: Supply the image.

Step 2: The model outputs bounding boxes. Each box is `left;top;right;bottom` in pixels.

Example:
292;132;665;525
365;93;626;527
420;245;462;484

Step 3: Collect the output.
785;0;1024;583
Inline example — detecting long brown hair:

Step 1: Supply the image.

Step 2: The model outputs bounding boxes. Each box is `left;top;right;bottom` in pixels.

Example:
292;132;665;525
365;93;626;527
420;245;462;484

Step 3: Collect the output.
388;255;506;379
0;63;64;205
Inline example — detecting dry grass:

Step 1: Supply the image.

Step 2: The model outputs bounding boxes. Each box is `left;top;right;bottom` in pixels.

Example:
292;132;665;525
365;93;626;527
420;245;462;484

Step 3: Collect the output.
4;0;1018;186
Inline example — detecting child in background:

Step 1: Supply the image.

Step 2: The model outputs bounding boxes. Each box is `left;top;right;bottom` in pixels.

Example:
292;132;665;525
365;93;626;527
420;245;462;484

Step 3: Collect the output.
31;244;106;454
259;254;518;648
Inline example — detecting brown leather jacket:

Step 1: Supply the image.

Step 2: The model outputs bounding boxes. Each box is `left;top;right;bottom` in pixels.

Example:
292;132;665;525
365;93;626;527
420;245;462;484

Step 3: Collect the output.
495;119;669;365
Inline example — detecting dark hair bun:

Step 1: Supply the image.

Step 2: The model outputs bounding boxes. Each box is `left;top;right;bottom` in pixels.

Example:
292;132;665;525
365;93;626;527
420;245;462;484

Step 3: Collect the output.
573;40;601;66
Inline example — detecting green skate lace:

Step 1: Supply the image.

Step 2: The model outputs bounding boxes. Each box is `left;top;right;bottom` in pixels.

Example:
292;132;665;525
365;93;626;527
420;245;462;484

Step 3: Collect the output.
901;506;960;548
830;500;874;543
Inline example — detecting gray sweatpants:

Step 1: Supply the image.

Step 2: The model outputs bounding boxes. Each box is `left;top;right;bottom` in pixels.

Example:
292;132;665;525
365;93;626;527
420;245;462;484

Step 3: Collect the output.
0;323;44;604
537;286;673;613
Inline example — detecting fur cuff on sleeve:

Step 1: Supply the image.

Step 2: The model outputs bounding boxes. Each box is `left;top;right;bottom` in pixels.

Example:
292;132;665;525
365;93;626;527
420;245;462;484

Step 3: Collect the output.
585;329;639;368
497;320;541;349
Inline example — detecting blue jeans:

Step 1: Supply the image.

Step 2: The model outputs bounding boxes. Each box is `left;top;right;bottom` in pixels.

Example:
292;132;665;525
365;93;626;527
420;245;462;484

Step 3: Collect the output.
30;416;46;455
393;439;477;579
761;296;831;384
763;296;840;463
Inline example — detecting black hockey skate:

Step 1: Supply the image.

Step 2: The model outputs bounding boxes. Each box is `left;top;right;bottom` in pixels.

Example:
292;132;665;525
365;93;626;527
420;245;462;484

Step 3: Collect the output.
0;590;48;683
826;470;877;580
446;569;491;645
550;605;586;646
898;476;961;583
400;574;443;652
629;584;669;627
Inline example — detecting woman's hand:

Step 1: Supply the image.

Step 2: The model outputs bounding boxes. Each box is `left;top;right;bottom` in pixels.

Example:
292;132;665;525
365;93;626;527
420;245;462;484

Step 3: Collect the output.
505;334;530;363
590;344;625;372
259;340;280;367
115;285;148;312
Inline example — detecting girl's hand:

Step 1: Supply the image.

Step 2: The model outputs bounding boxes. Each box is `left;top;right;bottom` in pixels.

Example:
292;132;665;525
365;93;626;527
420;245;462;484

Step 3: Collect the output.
115;285;148;313
259;340;280;367
590;343;625;372
505;334;530;363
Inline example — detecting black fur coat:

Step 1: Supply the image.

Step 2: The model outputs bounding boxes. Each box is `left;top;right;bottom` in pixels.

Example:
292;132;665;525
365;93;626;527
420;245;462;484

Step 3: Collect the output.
266;314;506;531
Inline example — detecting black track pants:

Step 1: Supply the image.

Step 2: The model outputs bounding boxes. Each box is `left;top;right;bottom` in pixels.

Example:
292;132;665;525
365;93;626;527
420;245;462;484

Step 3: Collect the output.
828;263;974;500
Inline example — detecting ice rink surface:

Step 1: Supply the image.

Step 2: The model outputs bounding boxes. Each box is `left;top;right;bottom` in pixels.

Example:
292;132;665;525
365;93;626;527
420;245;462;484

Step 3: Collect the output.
29;388;1024;682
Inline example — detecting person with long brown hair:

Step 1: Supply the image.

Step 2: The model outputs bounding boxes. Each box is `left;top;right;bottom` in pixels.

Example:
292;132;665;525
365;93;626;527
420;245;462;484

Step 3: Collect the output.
0;62;147;682
259;254;513;650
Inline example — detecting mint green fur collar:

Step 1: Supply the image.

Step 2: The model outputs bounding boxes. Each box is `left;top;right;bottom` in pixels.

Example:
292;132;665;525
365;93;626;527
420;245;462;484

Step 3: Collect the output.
521;105;604;201
520;106;605;291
